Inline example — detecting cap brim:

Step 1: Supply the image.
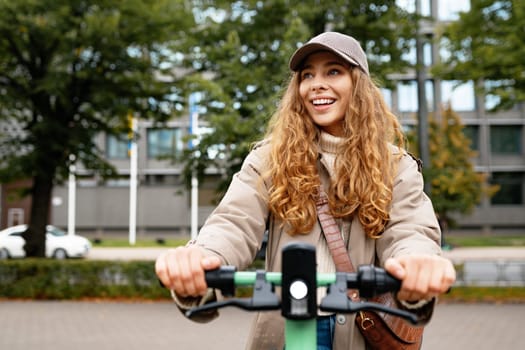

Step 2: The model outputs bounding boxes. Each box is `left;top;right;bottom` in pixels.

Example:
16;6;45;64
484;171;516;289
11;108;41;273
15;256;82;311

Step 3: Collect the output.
289;43;359;71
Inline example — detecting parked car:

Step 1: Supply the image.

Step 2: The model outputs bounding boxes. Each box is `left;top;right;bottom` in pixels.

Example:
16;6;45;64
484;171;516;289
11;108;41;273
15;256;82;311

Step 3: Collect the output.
0;225;91;259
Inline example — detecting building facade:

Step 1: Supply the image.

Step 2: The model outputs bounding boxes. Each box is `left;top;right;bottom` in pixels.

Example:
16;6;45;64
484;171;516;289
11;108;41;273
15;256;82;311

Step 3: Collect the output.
14;0;525;238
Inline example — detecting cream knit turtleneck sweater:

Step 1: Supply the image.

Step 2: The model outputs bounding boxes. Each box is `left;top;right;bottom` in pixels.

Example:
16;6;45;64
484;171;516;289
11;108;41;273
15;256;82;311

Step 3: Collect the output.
316;131;353;312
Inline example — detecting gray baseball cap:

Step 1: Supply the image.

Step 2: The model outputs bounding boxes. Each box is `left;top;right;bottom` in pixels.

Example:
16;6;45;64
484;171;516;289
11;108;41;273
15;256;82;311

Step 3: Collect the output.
289;32;369;76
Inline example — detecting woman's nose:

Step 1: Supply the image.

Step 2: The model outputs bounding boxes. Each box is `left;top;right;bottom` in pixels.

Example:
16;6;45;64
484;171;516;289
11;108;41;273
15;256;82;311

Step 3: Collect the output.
310;79;327;91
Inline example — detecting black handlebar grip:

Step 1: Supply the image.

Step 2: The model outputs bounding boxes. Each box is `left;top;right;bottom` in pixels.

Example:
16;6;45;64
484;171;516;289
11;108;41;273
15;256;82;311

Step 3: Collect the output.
358;265;402;298
204;266;237;297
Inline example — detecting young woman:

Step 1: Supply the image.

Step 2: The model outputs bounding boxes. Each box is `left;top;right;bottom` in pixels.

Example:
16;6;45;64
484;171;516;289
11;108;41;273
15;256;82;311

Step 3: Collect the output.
156;31;456;349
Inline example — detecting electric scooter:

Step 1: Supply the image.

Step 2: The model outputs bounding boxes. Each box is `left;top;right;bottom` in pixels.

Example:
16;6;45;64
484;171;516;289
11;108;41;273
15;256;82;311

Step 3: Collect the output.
186;242;422;350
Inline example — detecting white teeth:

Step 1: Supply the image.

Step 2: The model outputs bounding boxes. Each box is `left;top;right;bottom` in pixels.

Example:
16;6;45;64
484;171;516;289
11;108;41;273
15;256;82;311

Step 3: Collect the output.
312;98;334;105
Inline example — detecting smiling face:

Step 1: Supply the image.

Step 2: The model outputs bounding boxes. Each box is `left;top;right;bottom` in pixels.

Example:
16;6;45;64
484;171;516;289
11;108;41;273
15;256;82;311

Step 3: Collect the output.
298;51;353;137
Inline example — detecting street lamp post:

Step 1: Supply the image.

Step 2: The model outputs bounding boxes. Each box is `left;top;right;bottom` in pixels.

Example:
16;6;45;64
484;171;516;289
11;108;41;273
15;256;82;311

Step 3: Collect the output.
415;0;431;194
189;93;199;240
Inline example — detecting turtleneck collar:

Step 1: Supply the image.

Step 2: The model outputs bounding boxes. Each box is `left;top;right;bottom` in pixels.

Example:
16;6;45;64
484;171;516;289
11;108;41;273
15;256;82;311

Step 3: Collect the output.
319;131;344;154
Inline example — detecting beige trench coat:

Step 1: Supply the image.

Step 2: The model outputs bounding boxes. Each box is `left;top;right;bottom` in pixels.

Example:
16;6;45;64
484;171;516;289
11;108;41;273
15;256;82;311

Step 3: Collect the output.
187;141;442;350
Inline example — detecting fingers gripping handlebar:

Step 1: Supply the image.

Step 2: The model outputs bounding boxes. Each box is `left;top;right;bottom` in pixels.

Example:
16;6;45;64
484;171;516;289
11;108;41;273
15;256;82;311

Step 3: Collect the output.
184;242;420;325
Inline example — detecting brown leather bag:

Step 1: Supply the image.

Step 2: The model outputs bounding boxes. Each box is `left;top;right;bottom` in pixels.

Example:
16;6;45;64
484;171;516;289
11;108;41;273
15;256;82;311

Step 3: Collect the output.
355;293;423;350
316;190;424;350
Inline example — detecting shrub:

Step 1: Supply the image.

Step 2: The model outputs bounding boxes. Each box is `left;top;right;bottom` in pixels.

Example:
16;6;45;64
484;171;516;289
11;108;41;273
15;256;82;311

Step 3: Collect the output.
0;259;170;300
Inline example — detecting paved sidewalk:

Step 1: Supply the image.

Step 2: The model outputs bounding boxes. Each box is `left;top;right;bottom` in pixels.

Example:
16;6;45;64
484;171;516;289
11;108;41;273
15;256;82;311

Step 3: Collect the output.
0;300;523;350
88;246;525;262
443;246;525;263
88;246;525;285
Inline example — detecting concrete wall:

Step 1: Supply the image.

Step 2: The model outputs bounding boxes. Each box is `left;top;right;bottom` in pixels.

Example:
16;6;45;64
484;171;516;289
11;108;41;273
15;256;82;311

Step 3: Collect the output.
51;185;215;239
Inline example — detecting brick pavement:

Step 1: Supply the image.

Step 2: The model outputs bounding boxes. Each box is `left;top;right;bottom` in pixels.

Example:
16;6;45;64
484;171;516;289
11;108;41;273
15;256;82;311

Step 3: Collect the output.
1;300;523;350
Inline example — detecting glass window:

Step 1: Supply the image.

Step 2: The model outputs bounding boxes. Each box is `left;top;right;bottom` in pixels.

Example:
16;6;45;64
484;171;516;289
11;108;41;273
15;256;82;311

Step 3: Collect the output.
396;0;431;16
485;94;500;111
147;128;183;159
484;80;514;110
490;172;524;205
490;126;522;155
396;0;415;13
441;81;475;111
439;37;452;62
381;88;392;109
144;174;179;186
106;134;129;159
397;80;434;112
105;177;131;187
401;40;432;66
423;42;433;66
398;81;418;112
438;0;471;20
463;125;479;152
401;39;417;65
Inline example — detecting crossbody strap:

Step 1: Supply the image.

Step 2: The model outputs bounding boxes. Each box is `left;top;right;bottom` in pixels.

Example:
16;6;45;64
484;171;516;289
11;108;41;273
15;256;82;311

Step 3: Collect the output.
316;188;359;300
316;189;426;345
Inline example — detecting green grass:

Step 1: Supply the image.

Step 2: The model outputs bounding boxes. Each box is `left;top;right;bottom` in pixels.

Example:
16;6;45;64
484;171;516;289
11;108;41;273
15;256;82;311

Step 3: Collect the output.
443;235;525;248
90;235;525;248
91;237;189;248
439;286;525;303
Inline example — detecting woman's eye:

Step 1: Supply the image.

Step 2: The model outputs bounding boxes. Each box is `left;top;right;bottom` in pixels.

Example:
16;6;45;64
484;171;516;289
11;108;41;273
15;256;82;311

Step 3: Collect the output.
328;69;340;76
301;72;313;80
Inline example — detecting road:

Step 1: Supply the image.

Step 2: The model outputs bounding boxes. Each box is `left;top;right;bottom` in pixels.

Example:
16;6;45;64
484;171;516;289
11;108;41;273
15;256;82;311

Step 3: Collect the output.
89;246;525;285
0;300;523;350
88;246;525;262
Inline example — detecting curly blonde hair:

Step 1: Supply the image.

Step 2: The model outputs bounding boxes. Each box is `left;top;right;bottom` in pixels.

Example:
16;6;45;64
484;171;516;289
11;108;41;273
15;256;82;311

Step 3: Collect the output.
265;68;405;238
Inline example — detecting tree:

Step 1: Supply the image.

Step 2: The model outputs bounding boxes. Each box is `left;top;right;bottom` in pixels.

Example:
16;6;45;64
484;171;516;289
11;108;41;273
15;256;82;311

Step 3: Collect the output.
179;0;418;197
433;0;525;110
0;0;193;256
408;106;498;233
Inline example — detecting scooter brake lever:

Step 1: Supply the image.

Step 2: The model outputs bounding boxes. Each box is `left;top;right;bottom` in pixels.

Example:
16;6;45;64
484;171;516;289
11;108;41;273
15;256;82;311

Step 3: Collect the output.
186;271;280;318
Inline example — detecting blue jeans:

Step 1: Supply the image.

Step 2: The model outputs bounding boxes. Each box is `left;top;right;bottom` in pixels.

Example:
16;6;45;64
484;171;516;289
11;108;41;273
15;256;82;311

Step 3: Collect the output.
316;315;336;350
283;315;336;350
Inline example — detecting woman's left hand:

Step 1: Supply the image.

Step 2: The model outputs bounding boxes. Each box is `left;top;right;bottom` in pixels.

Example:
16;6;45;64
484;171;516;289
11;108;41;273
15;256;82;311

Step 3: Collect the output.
384;254;456;302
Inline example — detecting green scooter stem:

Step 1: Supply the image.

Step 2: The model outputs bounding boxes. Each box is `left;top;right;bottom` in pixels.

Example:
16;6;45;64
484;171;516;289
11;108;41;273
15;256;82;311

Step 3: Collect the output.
286;319;317;350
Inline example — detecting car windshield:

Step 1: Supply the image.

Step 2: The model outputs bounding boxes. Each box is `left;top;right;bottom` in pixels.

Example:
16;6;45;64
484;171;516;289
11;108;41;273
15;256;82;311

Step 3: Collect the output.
47;226;66;237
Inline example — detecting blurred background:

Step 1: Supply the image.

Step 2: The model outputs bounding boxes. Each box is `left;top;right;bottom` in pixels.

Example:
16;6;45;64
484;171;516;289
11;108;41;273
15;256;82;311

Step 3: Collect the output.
0;0;524;248
0;3;524;349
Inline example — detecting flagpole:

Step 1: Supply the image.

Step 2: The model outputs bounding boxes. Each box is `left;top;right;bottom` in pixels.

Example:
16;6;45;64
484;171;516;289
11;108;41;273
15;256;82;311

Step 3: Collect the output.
128;113;138;245
189;94;199;240
67;154;76;236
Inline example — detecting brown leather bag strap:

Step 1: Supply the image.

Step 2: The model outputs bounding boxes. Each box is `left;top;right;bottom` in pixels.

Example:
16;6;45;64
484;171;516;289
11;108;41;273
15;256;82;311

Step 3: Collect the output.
317;190;424;349
316;189;360;300
316;189;354;272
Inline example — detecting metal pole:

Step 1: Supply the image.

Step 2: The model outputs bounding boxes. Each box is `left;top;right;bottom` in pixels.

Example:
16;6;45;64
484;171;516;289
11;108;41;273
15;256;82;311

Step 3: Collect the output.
415;0;431;194
129;114;138;245
67;155;76;236
189;94;199;240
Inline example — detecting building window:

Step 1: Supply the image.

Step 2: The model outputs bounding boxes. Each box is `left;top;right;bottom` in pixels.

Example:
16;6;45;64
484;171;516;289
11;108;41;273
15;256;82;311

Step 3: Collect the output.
7;208;24;226
401;40;433;66
441;80;475;111
490;172;524;205
144;174;179;186
463;125;479;152
397;80;434;112
381;88;392;109
106;134;129;159
438;0;471;20
396;0;431;16
484;80;519;111
147;128;183;159
490;125;522;155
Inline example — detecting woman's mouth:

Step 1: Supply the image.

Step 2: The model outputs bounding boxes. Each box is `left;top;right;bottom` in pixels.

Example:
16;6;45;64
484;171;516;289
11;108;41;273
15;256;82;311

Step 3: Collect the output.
312;98;335;106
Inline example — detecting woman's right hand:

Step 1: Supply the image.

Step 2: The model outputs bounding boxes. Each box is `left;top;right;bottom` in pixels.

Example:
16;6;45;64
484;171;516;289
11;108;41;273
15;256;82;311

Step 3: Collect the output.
155;245;222;297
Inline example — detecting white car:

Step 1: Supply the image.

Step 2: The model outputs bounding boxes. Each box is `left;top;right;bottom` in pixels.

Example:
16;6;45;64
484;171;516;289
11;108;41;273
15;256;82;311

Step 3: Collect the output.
0;225;91;259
